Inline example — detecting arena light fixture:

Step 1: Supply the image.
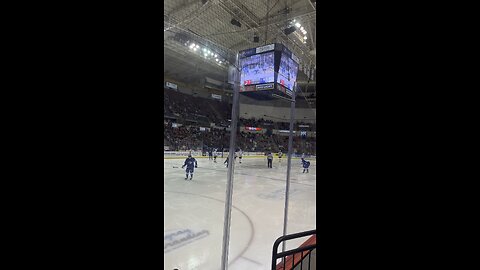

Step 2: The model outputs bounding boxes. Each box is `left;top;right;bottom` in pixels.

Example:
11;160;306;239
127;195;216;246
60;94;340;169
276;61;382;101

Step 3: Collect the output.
304;36;307;39
295;22;301;28
300;26;304;31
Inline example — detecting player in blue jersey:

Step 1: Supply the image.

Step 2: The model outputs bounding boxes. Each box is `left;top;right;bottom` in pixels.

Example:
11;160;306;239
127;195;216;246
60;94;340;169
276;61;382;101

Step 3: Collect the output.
182;154;198;180
301;158;310;173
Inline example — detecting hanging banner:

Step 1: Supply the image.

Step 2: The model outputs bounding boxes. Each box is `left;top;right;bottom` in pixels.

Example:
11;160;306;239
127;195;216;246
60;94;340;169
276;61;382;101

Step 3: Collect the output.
212;94;222;100
165;81;177;90
206;77;223;86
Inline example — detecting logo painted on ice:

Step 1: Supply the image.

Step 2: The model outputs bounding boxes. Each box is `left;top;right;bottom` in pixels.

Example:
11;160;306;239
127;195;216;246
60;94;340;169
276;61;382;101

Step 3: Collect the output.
164;228;210;253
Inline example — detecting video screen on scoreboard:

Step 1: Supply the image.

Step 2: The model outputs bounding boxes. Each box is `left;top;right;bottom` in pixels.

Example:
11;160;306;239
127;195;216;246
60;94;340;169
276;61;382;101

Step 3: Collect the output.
240;52;275;87
276;53;299;90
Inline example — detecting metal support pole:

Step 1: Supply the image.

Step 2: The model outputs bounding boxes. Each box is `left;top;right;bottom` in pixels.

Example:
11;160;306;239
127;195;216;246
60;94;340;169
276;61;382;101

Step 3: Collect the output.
220;53;240;270
265;0;269;45
282;84;297;253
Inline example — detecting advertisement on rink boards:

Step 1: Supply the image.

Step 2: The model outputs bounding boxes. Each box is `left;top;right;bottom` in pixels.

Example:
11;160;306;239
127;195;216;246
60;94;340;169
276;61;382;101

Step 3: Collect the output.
164;151;316;159
164;151;265;159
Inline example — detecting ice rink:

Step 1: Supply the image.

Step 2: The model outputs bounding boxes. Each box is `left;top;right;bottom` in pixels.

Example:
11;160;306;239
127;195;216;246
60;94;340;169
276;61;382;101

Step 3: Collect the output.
164;156;316;270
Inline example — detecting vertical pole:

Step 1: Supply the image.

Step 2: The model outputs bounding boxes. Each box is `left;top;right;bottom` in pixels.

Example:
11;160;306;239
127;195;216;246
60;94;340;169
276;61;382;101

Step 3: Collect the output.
220;53;240;270
265;0;269;45
282;83;297;253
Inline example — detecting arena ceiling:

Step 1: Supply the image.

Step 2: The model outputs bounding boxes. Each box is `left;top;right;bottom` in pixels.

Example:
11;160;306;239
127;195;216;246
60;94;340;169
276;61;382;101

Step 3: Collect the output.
164;0;316;88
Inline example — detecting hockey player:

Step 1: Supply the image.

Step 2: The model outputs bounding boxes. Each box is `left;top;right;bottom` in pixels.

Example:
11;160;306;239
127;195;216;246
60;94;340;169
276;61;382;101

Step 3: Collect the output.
225;151;239;167
224;156;229;168
208;148;213;160
181;154;197;180
301;158;310;173
267;152;273;168
278;150;283;163
213;149;217;163
238;149;243;164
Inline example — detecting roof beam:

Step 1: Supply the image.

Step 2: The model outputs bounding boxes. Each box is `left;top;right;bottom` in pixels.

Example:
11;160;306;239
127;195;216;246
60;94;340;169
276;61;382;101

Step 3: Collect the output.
226;0;261;27
167;0;203;17
304;0;316;11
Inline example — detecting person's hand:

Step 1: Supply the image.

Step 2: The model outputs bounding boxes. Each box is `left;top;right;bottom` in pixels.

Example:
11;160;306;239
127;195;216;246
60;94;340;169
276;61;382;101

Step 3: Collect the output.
181;165;185;169
195;165;197;168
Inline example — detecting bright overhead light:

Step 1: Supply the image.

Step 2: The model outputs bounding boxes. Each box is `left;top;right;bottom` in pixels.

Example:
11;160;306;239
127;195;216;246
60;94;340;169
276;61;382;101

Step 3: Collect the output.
219;61;222;64
295;23;301;28
304;36;307;39
196;45;199;48
193;48;197;51
300;26;304;31
214;54;217;57
215;59;218;62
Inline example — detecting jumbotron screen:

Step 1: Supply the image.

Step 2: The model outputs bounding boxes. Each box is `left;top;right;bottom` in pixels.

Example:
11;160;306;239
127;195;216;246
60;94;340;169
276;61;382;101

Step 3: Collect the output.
276;53;299;91
240;52;275;87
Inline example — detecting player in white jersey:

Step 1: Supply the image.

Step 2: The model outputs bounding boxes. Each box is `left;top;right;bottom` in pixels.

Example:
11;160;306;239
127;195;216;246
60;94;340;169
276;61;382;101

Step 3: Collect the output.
238;149;243;164
278;150;283;163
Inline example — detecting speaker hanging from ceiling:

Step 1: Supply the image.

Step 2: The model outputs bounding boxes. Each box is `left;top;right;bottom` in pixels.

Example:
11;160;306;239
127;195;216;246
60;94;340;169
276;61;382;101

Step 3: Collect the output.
230;18;242;27
283;26;296;35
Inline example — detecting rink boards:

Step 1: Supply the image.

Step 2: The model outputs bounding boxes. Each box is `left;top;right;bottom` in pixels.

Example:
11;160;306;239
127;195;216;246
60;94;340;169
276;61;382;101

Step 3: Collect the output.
164;151;316;160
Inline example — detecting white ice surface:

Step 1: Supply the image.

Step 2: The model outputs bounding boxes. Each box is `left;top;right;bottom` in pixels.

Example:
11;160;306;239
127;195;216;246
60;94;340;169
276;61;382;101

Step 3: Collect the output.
164;157;316;270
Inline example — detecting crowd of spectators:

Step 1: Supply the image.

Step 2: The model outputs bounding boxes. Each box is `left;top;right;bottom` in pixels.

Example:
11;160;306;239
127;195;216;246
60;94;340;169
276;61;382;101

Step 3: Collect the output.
164;89;231;126
163;89;316;154
164;121;316;154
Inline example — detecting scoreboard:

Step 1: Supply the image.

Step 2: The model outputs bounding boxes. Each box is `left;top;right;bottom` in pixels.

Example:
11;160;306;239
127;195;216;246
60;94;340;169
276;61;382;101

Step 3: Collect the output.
239;43;299;100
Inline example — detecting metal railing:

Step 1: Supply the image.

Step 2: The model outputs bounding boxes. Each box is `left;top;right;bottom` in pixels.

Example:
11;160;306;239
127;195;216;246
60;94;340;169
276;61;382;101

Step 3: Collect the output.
272;229;317;270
